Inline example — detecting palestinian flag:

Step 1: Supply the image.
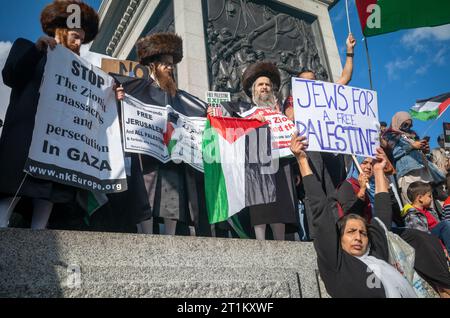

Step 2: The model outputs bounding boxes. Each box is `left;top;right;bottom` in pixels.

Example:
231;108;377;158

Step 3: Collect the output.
76;191;109;225
356;0;450;37
163;112;179;154
203;116;276;224
410;92;450;121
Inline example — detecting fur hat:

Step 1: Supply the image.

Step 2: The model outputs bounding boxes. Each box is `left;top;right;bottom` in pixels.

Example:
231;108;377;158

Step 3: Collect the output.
41;0;99;44
136;32;183;65
242;61;281;97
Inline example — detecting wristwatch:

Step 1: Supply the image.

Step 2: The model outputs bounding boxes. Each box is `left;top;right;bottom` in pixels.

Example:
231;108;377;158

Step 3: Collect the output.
346;52;354;57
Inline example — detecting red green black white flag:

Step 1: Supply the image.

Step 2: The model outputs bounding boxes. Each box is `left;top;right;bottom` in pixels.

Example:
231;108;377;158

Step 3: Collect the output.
356;0;450;37
410;92;450;121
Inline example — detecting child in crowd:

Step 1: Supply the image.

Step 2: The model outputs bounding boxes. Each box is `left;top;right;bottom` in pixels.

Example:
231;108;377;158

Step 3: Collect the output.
403;181;450;254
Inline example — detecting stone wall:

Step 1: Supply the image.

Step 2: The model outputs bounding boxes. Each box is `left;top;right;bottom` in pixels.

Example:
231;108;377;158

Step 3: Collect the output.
0;228;329;298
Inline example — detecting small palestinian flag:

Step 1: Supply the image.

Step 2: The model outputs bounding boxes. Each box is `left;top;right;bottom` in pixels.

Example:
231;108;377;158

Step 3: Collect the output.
76;191;109;225
356;0;450;37
202;116;276;224
163;112;179;154
410;92;450;121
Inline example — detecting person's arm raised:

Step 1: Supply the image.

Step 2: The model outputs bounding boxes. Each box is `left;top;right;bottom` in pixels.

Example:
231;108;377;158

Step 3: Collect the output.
290;133;341;269
335;33;356;86
290;133;312;177
373;148;393;230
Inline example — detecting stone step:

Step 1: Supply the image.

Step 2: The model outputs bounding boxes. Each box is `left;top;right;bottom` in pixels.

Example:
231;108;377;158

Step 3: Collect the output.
0;228;328;298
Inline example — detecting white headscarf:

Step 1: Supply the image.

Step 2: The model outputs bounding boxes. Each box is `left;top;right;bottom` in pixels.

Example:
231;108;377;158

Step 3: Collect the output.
357;248;417;298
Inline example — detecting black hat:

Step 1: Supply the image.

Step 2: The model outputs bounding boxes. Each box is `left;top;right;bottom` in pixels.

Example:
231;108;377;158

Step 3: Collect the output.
136;32;183;65
242;61;281;98
41;0;99;44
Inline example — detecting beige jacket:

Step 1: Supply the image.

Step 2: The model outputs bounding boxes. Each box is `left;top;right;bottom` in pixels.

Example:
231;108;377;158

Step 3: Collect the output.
431;147;450;175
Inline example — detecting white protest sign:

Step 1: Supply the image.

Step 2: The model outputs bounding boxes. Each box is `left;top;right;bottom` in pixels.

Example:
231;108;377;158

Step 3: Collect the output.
25;45;127;193
122;94;206;172
239;107;295;158
206;91;230;117
122;94;169;162
168;108;206;172
292;78;380;158
206;91;231;106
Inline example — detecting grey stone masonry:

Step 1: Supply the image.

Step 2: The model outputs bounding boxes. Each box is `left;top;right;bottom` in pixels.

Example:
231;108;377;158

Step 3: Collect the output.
0;228;329;298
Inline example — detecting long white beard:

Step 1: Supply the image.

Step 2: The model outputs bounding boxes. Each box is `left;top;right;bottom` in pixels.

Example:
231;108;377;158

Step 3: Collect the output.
253;92;278;110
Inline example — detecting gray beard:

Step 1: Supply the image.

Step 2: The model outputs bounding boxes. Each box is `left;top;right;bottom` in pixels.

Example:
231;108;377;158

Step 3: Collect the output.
253;92;278;109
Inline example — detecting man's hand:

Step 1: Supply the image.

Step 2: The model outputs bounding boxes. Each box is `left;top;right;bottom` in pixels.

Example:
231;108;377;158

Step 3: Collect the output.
35;36;57;52
114;84;124;101
290;132;309;160
251;113;266;122
207;106;215;117
346;33;356;53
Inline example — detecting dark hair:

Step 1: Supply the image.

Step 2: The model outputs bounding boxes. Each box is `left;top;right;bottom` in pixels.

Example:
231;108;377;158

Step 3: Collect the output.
407;181;432;202
380;121;387;127
337;214;368;237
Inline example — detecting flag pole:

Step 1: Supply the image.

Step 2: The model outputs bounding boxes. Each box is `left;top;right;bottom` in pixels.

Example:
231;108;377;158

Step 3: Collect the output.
351;155;370;190
421;117;441;137
363;37;374;90
345;0;352;34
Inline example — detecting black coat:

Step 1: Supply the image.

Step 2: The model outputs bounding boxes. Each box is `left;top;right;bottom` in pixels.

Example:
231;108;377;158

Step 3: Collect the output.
111;75;209;229
218;100;299;231
304;174;390;298
0;38;74;202
336;178;450;290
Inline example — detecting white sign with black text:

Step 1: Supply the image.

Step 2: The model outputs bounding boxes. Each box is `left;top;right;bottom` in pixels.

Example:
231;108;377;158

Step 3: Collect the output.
121;94;206;172
292;78;380;158
239;107;296;159
25;45;127;193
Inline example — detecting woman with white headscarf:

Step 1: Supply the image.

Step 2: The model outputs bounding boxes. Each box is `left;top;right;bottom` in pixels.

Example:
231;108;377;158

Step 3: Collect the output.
290;133;417;298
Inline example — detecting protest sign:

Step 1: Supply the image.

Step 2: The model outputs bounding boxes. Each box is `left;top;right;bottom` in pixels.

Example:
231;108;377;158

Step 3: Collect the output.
121;94;169;161
292;78;380;158
239;107;296;158
25;45;127;193
206;91;231;106
168;108;206;172
206;91;230;117
122;94;206;172
101;58;151;79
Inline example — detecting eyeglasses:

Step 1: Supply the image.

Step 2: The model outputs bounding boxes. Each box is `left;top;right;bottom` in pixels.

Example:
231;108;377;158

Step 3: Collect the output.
400;122;413;129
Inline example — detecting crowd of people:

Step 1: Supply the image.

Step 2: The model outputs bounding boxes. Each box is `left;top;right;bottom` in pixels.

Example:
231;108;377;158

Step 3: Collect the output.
0;1;449;298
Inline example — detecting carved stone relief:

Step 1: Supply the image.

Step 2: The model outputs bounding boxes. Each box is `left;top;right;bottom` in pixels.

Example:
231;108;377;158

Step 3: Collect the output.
204;0;329;103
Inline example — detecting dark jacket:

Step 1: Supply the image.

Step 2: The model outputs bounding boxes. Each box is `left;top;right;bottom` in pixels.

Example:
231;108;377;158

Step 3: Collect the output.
111;74;208;229
0;38;74;202
336;178;372;221
303;173;390;298
336;181;450;292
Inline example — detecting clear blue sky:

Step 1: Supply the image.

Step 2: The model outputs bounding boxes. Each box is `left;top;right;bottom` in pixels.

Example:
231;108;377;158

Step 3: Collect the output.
0;0;448;147
329;0;449;148
0;0;102;42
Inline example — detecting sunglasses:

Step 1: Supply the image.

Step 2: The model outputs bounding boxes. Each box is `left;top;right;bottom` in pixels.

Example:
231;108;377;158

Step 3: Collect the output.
400;122;413;129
